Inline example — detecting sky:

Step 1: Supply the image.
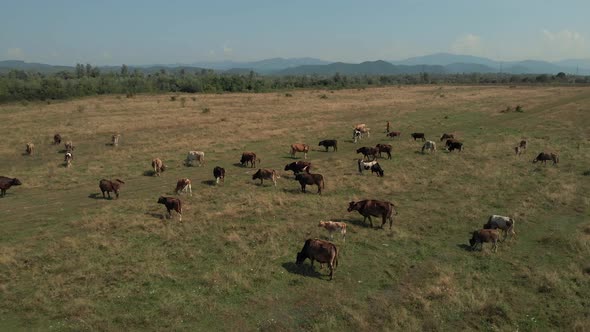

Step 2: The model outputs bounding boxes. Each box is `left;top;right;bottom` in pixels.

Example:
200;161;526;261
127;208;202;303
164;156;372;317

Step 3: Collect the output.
1;0;589;65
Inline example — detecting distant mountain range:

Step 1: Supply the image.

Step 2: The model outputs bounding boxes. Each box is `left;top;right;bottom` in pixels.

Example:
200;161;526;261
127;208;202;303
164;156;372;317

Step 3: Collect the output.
1;53;590;76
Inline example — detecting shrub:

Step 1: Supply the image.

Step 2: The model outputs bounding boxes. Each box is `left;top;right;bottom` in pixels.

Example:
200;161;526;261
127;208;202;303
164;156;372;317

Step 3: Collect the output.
170;96;177;102
180;97;186;108
202;107;210;114
319;94;328;99
285;93;292;97
191;96;196;101
126;92;134;98
515;105;524;112
77;105;85;113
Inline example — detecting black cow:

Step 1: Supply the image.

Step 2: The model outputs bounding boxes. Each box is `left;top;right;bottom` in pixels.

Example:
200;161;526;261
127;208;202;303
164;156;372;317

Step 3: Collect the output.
533;152;559;165
213;166;225;184
447;141;463;152
284;161;311;175
411;133;426;141
295;173;324;195
0;176;22;197
318;140;338;152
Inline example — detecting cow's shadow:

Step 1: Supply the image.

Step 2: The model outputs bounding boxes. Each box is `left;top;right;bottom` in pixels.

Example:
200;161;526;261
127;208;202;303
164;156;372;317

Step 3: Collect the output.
281;262;323;279
343;218;378;228
145;212;164;220
282;187;302;194
201;180;216;186
57;149;67;154
457;244;473;252
233;163;246;168
143;170;156;176
88;193;107;200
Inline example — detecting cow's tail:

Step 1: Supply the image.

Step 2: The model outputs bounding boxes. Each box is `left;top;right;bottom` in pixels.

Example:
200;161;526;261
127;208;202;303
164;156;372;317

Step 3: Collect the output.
333;245;339;270
257;158;261;165
390;203;398;216
357;159;363;174
320;177;325;190
178;199;183;214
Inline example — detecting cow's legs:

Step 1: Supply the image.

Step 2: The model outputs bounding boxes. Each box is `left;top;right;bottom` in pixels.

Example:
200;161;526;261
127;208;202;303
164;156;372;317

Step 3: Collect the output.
301;184;306;193
216;177;219;184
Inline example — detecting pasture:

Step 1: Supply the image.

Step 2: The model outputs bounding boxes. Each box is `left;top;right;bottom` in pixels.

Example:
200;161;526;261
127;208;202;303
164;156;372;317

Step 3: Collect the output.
1;86;589;331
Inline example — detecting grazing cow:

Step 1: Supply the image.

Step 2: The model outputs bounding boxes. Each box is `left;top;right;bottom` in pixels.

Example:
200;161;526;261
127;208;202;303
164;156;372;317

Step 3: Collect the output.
151;158;166;176
445;138;460;147
53;133;62;145
515;140;527;156
387;131;401;139
174;178;192;195
421;140;437;153
519;140;528;150
25;143;34;155
284;161;312;175
290;143;310;159
0;176;22;197
99;179;125;199
318;139;338;152
296;238;339;280
353;127;370;142
353;129;362;143
213;166;225;184
318;221;347;241
533;152;558;165
64;141;74;153
157;196;182;221
357;159;384;177
240;152;259;168
469;229;500;252
356;147;378;161
411;133;426;141
295;173;325;194
354;123;366;131
347;200;397;229
252;169;279;186
447;141;463;152
112;133;121;146
186;151;205;167
375;143;392;159
64;152;73;168
440;133;454;142
483;215;516;241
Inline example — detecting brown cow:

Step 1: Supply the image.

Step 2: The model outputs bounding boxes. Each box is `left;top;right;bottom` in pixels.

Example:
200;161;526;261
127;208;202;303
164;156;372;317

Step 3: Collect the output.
53;133;62;145
318;221;347;241
347;200;397;229
175;178;192;195
158;196;182;221
533;152;558;165
469;229;500;252
440;133;454;142
296;238;339;280
0;176;22;197
252;169;279;186
387;131;401;139
356;147;378;161
295;173;324;194
151;158;166;176
375;143;392;159
290;143;310;159
99;179;125;199
284;161;311;175
240;152;260;168
25;143;34;155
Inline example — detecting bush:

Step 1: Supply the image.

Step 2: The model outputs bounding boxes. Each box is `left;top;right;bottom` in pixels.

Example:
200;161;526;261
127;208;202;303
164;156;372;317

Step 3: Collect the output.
126;92;134;98
191;96;196;101
319;94;328;99
202;107;210;114
180;97;186;108
77;105;85;113
515;105;524;112
170;96;177;102
285;93;292;97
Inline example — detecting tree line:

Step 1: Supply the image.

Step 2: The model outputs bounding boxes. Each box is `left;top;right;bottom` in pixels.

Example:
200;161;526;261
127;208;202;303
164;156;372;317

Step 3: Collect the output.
0;64;588;103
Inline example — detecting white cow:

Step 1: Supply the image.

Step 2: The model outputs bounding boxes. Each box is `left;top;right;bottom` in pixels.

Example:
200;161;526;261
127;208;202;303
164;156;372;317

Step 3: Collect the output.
186;151;205;167
421;140;437;153
318;220;347;241
483;215;516;241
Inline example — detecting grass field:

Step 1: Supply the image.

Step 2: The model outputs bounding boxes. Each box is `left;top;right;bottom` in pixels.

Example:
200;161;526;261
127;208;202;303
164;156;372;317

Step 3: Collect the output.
1;85;589;331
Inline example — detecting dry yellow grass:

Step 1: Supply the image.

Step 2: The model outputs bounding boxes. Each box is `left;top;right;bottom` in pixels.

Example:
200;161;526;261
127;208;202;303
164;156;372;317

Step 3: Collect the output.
0;85;589;331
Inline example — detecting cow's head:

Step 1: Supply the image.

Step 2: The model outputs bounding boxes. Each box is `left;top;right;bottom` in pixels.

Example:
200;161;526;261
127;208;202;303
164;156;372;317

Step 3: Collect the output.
11;178;22;186
347;201;358;212
252;170;261;180
318;141;324;146
284;163;293;171
469;231;478;248
295;252;306;265
318;221;326;227
157;196;166;204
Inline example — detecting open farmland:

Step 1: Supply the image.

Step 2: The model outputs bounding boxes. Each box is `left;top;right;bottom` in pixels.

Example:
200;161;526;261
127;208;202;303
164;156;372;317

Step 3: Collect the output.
1;86;589;331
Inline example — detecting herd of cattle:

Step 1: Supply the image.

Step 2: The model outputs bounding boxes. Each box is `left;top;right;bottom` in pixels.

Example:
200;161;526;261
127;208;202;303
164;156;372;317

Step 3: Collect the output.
1;121;560;281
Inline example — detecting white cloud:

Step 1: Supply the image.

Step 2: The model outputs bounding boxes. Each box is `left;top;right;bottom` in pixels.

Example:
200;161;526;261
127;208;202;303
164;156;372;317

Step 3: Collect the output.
6;47;25;60
540;29;587;59
451;34;484;56
223;43;233;56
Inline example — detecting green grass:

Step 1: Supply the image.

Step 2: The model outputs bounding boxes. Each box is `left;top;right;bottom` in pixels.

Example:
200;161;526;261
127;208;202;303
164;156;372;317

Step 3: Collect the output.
0;86;589;331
